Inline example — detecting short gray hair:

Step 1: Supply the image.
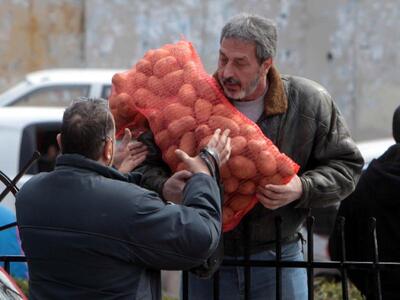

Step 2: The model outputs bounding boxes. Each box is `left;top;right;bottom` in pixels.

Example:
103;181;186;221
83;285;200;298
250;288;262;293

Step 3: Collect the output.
220;13;277;64
61;98;114;160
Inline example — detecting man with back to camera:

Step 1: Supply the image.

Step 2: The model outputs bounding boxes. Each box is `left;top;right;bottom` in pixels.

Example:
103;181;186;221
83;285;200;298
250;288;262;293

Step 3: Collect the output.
329;105;400;300
134;13;364;299
15;98;232;300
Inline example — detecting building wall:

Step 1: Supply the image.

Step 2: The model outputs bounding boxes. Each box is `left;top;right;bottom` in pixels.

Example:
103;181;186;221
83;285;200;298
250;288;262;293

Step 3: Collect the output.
1;0;399;140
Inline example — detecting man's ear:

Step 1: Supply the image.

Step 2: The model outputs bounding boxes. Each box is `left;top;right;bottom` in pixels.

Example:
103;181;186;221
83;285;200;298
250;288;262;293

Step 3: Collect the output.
262;57;273;74
103;138;113;166
56;133;62;152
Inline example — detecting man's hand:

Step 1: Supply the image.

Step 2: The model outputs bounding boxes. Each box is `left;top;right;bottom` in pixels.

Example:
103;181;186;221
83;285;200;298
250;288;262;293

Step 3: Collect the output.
114;128;148;173
162;170;193;204
117;142;148;173
174;128;231;175
162;129;231;203
256;175;303;210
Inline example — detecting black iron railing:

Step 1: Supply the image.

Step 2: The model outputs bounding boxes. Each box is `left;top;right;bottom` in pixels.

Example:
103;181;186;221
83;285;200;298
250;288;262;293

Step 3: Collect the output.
1;154;400;299
180;215;400;300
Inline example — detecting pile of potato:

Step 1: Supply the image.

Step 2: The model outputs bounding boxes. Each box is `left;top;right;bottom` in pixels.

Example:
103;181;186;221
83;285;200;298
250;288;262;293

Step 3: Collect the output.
109;40;299;232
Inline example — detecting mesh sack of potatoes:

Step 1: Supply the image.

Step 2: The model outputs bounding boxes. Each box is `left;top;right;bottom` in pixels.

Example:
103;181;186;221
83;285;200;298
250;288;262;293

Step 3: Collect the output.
109;40;300;232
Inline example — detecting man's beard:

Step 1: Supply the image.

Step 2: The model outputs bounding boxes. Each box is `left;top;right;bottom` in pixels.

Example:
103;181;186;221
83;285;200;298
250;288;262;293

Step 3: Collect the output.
221;72;261;101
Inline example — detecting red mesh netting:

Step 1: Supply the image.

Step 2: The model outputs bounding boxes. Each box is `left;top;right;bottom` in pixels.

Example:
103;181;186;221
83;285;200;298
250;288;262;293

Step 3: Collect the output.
109;40;300;232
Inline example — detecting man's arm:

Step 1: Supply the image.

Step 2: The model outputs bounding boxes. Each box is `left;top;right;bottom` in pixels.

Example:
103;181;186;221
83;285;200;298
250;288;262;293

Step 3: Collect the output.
257;90;364;210
296;97;364;208
126;129;231;269
135;130;173;197
128;173;221;270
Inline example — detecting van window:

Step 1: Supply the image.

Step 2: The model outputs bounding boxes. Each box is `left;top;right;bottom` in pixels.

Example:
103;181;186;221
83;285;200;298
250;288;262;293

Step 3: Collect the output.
101;85;112;100
19;123;61;174
12;85;90;107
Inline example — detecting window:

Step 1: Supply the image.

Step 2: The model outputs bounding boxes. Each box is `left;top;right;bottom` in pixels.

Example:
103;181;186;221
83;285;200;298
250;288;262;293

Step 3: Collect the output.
12;85;90;107
19;123;61;174
101;85;112;100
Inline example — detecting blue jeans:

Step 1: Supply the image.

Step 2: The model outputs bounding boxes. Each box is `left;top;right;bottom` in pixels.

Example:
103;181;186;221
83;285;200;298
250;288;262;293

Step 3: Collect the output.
187;241;307;300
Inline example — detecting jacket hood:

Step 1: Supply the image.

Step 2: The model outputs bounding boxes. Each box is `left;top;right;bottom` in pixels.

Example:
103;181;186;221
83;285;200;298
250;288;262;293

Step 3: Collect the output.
364;143;400;205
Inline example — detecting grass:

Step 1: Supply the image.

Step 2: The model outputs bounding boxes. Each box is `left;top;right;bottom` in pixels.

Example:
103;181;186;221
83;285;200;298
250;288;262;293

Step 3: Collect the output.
314;276;364;300
14;275;364;300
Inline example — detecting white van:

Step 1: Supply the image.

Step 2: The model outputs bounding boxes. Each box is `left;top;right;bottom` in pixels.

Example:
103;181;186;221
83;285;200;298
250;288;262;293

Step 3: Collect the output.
0;69;122;107
0;107;64;212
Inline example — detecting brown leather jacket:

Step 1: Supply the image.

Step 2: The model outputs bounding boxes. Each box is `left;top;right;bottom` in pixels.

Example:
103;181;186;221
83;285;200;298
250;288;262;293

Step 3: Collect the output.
137;66;364;256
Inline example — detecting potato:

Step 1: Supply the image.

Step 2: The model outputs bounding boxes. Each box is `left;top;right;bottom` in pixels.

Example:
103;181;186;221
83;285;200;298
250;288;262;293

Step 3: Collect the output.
277;154;296;177
163;69;184;96
197;135;212;151
194;124;211;142
259;173;283;186
132;88;158;109
224;177;239;193
247;139;267;156
229;155;257;179
231;136;247;155
237;180;256;195
167;42;192;67
164;145;179;170
168;116;197;139
150;48;170;64
212;104;232;117
229;194;253;212
127;71;148;93
135;59;153;75
223;207;235;223
143;49;155;63
240;123;258;137
178;84;197;107
220;164;231;179
194;98;213;122
153;56;180;78
116;93;136;118
163;103;193;123
111;72;128;93
147;75;167;97
194;77;216;102
257;150;277;176
209;115;240;136
154;129;171;150
147;110;164;134
179;132;196;156
183;61;198;84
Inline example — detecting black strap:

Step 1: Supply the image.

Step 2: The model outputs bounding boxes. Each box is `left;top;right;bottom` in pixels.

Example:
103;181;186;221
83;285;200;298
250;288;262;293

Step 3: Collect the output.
199;148;221;183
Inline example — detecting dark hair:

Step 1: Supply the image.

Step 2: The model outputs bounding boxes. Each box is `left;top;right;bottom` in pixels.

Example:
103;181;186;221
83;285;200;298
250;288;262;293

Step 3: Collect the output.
220;13;277;64
60;98;114;160
393;105;400;143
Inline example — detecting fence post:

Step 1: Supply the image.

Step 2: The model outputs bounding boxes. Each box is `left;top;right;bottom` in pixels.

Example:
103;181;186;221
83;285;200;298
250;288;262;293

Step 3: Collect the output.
306;216;314;300
244;218;251;300
182;271;188;300
274;216;282;300
338;216;349;300
369;217;382;300
213;270;220;300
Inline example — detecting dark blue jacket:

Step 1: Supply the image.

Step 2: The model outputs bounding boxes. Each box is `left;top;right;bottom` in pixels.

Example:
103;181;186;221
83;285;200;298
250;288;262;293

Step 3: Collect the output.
16;154;221;299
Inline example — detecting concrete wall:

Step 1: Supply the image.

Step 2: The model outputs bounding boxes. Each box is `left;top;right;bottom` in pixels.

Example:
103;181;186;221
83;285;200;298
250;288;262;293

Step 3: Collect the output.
1;0;399;140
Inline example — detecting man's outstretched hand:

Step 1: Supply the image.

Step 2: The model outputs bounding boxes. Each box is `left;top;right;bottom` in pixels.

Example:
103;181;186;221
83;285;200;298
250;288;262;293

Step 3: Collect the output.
162;129;231;203
114;128;148;173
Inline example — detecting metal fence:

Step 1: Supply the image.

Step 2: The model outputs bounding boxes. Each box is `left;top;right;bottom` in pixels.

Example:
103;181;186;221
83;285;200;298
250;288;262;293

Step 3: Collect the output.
1;154;400;300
